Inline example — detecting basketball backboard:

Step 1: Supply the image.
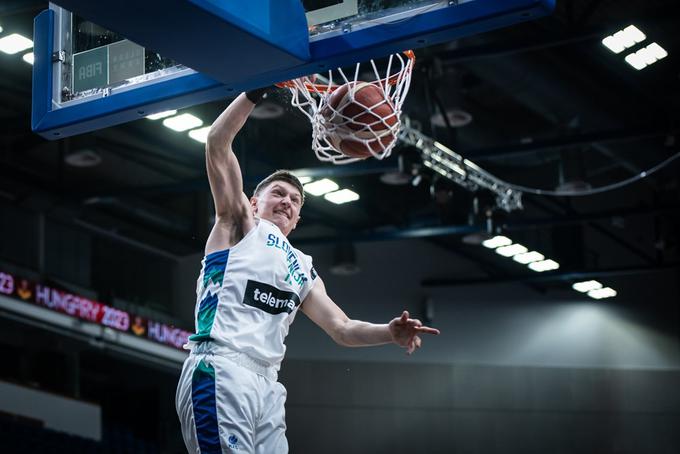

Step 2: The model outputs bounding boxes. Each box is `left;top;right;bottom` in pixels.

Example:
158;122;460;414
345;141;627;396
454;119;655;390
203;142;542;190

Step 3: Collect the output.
32;0;555;139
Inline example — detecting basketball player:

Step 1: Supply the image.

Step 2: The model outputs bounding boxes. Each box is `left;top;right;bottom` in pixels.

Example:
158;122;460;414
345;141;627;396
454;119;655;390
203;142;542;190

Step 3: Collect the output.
176;89;440;454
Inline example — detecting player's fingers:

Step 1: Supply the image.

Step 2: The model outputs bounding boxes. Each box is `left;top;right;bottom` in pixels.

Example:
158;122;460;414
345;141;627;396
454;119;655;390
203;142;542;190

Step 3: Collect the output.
404;333;415;353
406;336;422;355
400;310;409;322
415;326;440;335
408;318;423;327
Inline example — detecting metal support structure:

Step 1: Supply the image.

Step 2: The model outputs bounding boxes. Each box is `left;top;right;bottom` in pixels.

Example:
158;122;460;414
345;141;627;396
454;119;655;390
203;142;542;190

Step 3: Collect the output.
399;117;524;211
462;127;669;161
295;203;679;245
295;224;480;245
501;204;680;231
525;197;661;266
292;161;398;179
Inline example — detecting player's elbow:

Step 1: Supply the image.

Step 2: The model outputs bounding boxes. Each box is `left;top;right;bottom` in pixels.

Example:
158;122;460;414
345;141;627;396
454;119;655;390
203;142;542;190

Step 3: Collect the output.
333;334;353;348
331;321;356;347
206;131;230;153
206;123;240;152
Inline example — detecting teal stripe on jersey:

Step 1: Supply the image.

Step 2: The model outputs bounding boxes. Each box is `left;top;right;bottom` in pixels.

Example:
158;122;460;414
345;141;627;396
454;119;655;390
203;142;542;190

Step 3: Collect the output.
189;292;218;342
202;249;229;287
189;249;229;342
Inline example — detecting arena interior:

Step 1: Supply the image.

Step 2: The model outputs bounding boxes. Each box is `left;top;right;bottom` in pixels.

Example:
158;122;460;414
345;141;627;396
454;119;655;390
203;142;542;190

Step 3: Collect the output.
0;1;679;453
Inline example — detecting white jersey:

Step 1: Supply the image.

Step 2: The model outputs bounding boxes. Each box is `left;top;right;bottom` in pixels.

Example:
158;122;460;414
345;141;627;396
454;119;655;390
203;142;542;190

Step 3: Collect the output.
186;218;317;370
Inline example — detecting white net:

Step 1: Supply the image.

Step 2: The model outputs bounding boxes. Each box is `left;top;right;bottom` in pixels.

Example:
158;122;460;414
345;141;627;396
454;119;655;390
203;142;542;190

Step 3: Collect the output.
279;51;415;164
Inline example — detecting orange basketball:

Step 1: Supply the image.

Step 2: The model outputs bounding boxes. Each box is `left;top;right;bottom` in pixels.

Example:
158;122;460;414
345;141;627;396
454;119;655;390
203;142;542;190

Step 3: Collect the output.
323;82;398;159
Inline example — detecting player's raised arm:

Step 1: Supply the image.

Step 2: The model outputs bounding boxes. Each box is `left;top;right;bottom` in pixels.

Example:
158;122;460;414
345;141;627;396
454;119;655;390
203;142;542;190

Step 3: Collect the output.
301;278;440;354
205;93;255;221
204;91;264;253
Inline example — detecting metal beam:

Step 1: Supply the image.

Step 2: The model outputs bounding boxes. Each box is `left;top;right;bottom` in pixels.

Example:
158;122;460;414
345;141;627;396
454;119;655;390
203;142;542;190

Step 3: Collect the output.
292;161;398;179
72;219;184;261
462;127;669;161
502;204;680;231
294;204;679;245
77;161;399;198
437;30;604;65
421;263;680;287
525;197;659;266
295;224;480;245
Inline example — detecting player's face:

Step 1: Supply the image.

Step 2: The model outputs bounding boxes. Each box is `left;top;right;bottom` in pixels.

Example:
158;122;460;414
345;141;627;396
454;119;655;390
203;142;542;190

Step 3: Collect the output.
250;181;302;236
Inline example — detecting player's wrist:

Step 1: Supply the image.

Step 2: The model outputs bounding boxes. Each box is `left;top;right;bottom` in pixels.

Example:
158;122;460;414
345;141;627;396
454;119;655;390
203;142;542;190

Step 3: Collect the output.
386;323;399;344
245;87;270;104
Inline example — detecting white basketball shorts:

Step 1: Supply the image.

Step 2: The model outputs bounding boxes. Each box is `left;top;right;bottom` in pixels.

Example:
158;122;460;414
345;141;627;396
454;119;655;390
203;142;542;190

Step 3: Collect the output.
176;343;288;453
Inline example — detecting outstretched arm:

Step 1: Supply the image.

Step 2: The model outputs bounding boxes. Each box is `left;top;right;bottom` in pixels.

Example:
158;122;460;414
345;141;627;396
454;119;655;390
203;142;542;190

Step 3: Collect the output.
204;93;258;254
301;278;440;354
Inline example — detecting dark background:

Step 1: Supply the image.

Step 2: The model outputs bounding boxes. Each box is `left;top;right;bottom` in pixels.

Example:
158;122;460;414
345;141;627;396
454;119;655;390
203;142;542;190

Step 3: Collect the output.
0;0;678;452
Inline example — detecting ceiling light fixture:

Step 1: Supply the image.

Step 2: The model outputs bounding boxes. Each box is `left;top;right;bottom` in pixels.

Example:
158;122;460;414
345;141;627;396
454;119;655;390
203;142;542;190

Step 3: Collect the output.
64;149;102;168
250;102;284;119
146;110;177;120
512;251;544;264
291;171;313;185
303;178;339;196
528;259;560;272
162;113;203;132
572;280;603;293
22;52;34;65
188;126;211;143
624;42;667;70
495;243;528;257
587;287;617;300
624;52;647;70
324;189;360;204
481;235;512;249
0;33;33;55
645;42;668;60
602;25;646;54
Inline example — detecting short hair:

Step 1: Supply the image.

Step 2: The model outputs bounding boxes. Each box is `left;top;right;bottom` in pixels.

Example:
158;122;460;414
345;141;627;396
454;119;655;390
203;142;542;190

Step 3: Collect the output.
253;170;305;205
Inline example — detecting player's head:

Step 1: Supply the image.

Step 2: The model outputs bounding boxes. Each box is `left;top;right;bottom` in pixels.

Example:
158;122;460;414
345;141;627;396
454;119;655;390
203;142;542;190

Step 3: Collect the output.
250;170;305;236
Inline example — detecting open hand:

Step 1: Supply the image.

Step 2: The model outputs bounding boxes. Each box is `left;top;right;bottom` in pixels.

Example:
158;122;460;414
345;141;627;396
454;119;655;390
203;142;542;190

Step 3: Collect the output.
388;310;440;355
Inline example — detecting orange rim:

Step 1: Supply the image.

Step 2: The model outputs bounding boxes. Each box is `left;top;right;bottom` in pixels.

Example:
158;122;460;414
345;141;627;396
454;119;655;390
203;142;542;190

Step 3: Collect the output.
275;50;415;92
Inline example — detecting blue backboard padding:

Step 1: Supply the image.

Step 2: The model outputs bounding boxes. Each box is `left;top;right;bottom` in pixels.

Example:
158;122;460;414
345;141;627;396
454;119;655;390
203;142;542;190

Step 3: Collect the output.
51;0;310;84
190;0;304;54
31;9;53;133
33;0;555;139
33;73;232;139
311;0;554;61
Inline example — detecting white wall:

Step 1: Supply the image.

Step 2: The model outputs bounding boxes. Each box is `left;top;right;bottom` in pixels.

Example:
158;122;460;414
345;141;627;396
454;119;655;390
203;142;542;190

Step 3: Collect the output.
0;380;102;440
284;239;680;369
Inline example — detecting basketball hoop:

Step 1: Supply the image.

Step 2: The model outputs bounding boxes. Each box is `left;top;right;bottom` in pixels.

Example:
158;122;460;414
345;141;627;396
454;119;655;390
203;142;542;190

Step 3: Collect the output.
276;50;415;164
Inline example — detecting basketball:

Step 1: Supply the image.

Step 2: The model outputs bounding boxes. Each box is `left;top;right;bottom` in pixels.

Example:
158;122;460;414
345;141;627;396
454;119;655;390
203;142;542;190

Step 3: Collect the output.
323;81;399;159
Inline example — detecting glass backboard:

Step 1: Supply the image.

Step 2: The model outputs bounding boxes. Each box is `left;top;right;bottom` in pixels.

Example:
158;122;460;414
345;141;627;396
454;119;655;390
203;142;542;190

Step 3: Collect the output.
32;0;555;139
